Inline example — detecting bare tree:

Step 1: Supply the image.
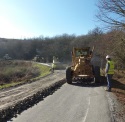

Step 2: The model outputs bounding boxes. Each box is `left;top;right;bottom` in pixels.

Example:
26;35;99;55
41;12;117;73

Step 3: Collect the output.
111;30;125;65
97;0;125;29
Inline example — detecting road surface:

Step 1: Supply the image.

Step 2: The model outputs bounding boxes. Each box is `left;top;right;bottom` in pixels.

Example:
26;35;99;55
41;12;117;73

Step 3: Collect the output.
11;82;112;122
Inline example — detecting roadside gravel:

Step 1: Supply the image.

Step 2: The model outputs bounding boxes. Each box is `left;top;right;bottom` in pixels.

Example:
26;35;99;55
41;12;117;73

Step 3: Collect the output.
0;70;66;121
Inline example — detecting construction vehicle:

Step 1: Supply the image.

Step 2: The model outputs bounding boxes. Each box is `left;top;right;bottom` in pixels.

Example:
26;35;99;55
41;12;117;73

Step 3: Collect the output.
3;54;12;60
33;55;45;62
66;47;100;84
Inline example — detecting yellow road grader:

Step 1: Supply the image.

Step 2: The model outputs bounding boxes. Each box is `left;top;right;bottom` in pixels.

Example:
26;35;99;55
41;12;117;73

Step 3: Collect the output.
66;47;100;84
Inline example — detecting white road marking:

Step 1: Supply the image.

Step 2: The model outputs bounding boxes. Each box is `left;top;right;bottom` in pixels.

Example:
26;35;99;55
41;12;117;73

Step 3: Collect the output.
83;97;90;122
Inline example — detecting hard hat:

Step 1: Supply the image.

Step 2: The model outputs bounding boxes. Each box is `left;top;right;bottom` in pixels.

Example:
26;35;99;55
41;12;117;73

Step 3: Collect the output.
106;55;110;59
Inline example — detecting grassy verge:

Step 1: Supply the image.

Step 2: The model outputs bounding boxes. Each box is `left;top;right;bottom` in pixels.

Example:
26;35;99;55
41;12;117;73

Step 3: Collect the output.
32;63;51;80
0;61;51;89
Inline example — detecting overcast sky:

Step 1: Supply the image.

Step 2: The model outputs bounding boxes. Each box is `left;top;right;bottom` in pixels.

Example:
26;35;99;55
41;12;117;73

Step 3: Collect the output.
0;0;99;39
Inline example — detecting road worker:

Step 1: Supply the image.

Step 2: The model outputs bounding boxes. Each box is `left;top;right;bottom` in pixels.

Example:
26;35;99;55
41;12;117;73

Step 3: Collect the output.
52;63;56;73
105;55;115;92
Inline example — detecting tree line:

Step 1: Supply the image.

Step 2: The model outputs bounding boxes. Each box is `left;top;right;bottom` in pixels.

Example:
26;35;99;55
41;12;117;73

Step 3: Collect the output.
0;28;124;65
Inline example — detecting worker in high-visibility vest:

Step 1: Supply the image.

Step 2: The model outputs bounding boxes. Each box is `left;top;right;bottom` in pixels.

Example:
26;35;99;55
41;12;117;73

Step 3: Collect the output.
105;55;114;92
52;63;56;73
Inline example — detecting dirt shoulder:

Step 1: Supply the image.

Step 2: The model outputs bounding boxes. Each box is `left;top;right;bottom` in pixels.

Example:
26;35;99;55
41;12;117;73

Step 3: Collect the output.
0;70;65;111
111;75;125;121
100;69;125;121
101;70;125;119
104;70;125;122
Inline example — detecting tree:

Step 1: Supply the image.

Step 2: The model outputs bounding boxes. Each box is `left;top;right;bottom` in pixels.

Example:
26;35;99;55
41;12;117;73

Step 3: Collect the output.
110;30;125;65
97;0;125;66
97;0;125;29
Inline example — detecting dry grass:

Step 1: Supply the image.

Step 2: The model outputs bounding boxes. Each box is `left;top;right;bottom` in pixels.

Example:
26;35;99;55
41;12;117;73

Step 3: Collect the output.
100;68;125;120
0;60;50;88
111;70;125;120
100;69;125;106
112;70;125;103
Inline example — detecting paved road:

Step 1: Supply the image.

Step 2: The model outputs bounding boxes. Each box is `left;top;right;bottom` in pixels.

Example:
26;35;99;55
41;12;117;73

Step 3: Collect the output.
11;82;112;122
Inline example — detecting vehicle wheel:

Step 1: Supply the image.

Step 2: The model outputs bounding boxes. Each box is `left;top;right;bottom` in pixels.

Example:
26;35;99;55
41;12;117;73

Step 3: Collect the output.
66;67;72;84
94;66;100;83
